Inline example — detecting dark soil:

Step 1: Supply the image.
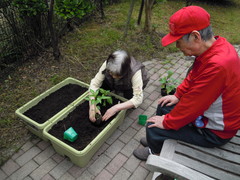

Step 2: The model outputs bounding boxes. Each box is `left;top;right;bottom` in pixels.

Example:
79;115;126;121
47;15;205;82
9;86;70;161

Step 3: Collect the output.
24;84;88;124
95;113;103;126
49;96;121;151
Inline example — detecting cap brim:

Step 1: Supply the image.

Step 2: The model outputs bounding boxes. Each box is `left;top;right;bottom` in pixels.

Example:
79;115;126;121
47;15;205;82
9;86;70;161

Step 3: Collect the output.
161;33;184;47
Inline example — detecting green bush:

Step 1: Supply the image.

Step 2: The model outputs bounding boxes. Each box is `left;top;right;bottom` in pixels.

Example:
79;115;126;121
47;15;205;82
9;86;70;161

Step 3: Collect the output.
55;0;94;19
12;0;47;17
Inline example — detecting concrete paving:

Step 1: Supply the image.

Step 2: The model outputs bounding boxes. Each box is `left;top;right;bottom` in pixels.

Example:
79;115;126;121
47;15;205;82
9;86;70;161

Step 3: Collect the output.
1;46;239;180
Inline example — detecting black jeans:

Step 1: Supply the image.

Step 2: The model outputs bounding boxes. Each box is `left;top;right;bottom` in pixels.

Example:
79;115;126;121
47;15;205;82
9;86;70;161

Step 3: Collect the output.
146;104;231;154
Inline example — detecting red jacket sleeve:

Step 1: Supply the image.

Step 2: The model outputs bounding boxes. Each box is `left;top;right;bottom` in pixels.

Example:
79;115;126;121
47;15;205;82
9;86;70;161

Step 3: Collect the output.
163;64;226;130
174;71;192;99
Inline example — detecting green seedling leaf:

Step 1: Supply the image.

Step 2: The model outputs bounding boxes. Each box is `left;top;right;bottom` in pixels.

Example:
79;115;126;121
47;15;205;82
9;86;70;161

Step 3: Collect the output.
107;98;113;105
86;88;113;108
159;71;179;95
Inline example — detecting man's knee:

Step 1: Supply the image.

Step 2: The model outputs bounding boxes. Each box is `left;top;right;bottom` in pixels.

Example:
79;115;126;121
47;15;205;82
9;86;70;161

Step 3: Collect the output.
156;104;175;115
146;122;166;138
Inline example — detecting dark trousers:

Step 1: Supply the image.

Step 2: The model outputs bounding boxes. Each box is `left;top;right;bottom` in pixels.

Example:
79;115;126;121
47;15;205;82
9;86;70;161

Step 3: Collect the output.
146;104;231;154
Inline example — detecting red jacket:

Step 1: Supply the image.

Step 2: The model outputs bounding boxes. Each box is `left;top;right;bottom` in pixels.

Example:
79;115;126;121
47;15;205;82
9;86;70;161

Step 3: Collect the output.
163;36;240;139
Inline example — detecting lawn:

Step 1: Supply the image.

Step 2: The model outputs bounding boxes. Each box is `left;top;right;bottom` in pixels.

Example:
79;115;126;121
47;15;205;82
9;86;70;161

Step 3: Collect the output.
0;0;239;165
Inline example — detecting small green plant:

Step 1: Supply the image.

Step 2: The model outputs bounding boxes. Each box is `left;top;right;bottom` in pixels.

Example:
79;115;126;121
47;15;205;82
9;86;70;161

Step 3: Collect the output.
85;88;113;111
85;88;113;125
49;74;61;85
159;71;179;95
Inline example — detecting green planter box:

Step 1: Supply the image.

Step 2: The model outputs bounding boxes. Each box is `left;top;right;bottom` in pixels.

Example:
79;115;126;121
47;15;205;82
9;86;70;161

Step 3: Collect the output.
15;77;89;141
43;93;127;167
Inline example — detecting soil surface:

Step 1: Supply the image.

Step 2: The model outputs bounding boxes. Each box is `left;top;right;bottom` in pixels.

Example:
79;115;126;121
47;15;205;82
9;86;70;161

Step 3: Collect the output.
49;96;120;151
24;84;88;124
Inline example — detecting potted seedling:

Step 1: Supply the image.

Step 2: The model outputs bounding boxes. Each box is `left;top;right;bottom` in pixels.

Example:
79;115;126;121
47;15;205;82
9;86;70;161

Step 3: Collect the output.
159;71;179;96
85;88;113;125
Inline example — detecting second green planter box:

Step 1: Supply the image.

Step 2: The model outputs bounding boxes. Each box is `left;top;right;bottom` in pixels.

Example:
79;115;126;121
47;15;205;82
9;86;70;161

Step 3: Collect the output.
43;93;127;167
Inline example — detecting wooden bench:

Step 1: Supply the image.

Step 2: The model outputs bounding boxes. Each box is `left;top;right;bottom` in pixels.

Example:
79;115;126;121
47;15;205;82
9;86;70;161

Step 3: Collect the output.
146;131;240;180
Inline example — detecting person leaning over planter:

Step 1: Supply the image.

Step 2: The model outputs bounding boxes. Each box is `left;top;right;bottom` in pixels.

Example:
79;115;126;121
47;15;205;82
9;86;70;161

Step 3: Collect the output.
88;50;149;122
133;6;240;161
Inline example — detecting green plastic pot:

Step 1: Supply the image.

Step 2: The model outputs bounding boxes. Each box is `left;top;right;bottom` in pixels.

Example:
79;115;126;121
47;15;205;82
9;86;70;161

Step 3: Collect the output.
64;127;78;142
15;77;89;141
43;93;127;167
138;114;148;126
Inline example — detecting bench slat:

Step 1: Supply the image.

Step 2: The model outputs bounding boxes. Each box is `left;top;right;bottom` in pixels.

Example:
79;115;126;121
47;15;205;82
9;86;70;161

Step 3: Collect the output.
173;153;240;180
160;139;177;159
219;142;240;154
174;144;240;175
236;130;240;136
146;155;214;180
178;141;240;163
230;135;240;145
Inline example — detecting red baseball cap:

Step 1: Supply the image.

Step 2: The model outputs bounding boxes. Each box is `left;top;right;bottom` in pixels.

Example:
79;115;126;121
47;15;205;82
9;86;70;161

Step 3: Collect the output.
161;6;210;47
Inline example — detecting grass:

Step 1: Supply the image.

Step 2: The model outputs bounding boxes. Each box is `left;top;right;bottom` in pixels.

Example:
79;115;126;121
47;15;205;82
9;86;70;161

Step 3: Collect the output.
0;0;240;166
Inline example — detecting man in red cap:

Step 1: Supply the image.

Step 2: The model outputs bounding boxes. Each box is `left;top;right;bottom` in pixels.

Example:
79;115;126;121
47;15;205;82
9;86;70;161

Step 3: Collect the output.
133;6;240;161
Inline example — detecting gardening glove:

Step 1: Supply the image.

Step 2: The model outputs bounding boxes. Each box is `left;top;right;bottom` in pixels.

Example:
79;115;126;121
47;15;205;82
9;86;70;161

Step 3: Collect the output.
89;105;101;122
102;105;119;121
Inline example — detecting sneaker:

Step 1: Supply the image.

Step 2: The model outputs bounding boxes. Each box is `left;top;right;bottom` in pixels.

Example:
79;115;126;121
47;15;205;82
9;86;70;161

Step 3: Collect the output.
140;137;148;147
133;147;150;161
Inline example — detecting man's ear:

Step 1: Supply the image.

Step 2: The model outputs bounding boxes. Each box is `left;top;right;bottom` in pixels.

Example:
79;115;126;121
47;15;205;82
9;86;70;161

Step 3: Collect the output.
190;30;201;41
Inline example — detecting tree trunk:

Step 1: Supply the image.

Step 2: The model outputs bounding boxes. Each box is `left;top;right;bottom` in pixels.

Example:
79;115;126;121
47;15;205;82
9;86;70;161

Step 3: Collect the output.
99;0;105;19
144;0;155;32
47;0;60;60
137;0;144;25
123;0;135;38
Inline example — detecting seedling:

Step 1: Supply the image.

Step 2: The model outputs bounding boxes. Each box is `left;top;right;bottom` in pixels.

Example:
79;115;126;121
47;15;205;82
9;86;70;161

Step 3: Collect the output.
85;88;113;125
159;71;179;95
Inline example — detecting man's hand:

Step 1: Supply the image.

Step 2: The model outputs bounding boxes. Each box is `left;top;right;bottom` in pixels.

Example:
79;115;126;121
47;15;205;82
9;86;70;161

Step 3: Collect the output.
158;95;179;107
147;115;165;129
102;105;119;121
